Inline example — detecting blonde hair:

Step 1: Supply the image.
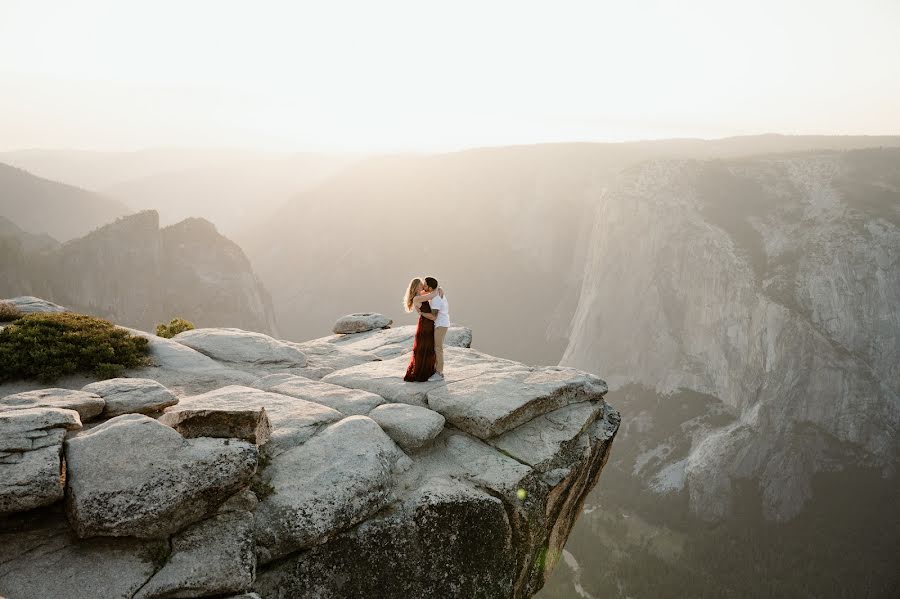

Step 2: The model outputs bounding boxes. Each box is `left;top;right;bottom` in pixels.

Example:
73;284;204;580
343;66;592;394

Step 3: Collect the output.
403;277;422;312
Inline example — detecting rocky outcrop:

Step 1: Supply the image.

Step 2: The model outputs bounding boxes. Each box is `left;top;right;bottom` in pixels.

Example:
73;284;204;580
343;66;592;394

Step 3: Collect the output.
4;210;278;335
0;307;617;598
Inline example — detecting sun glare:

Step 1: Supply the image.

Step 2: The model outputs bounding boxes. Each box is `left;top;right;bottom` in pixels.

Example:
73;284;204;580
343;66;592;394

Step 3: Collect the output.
1;0;898;151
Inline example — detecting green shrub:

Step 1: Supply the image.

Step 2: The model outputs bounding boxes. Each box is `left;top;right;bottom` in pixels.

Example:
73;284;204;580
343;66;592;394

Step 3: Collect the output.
155;318;195;339
0;302;23;322
0;312;150;383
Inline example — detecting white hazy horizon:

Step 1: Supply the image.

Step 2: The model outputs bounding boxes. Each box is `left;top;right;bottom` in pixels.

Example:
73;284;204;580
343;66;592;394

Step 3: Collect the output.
1;0;899;153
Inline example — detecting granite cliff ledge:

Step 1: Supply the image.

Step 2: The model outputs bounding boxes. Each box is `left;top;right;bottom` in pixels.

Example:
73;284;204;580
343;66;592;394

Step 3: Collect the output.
0;298;619;599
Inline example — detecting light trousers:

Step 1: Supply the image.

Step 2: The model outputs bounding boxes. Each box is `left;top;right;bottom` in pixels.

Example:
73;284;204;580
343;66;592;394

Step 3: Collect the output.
434;326;448;374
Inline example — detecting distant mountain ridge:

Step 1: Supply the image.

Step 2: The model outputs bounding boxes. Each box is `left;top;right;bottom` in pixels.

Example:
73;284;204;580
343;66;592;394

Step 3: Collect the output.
0;162;130;241
0;149;358;238
3;210;277;335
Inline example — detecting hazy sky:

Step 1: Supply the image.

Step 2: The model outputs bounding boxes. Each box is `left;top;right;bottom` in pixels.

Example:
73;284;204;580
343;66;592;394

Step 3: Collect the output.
1;0;898;152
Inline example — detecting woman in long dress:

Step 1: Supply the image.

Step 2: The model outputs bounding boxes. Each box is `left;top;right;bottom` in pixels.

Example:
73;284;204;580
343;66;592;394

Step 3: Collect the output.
402;277;437;382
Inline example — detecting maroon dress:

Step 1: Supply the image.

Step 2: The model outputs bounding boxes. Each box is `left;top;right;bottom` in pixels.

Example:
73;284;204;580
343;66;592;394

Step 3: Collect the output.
404;301;436;382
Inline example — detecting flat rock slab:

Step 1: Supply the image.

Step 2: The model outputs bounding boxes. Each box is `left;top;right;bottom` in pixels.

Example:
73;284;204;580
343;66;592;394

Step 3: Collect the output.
0;406;82;452
322;347;524;407
316;324;473;361
1;388;105;422
368;403;445;451
489;401;604;471
253;373;386;416
134;509;255;599
160;404;272;445
65;414;258;538
82;377;178;417
0;517;164;599
0;407;82;515
254;416;405;563
333;312;393;334
426;366;609;439
170;386;343;455
442;432;535;498
290;339;379;378
173;328;308;367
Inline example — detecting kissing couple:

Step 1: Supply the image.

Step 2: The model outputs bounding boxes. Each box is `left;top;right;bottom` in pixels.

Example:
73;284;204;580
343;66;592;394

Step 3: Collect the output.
402;276;450;383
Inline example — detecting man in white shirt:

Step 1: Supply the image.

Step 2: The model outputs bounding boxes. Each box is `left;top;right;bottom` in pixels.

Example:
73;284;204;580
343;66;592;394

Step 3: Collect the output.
423;276;449;382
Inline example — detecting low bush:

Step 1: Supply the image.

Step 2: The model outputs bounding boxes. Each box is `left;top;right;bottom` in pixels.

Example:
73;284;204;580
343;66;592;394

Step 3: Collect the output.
0;302;23;322
0;312;150;383
155;318;195;339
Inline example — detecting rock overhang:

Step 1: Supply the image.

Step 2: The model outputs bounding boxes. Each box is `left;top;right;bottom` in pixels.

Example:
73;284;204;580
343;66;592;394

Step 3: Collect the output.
0;302;618;599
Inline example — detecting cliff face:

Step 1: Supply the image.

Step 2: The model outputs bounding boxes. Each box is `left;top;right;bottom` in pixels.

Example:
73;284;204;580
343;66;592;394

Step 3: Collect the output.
0;303;617;599
562;149;899;521
0;216;59;298
14;210;278;335
159;218;277;335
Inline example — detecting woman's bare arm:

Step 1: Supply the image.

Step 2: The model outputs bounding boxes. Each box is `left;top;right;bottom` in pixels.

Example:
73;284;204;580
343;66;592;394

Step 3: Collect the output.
413;287;444;305
413;288;438;305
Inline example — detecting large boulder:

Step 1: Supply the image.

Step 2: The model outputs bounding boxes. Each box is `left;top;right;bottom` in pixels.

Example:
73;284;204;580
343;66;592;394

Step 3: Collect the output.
123;327;257;394
0;388;105;422
0;407;81;514
164;385;342;456
82;377;178;417
65;414;258;538
254;416;407;563
160;404;272;445
253;373;386;416
333;312;393;334
134;491;257;599
172;328;307;367
368;403;445;451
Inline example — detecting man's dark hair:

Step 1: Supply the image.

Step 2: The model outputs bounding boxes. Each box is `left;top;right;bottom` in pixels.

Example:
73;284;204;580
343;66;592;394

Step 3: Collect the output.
425;277;439;290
